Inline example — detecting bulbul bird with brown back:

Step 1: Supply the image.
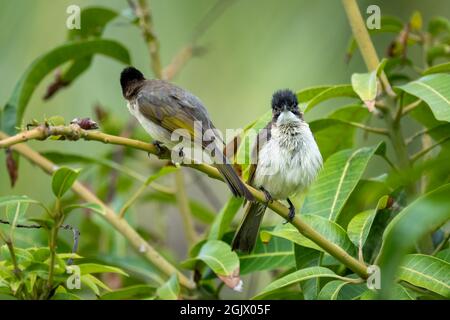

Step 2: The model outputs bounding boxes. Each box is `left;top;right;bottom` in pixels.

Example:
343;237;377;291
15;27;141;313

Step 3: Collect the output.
120;67;254;201
232;89;323;252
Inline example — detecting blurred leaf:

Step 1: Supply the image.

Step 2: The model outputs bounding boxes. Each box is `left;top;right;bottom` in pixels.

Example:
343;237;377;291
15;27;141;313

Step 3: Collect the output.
376;183;450;298
78;263;128;277
0;39;131;134
145;192;215;224
156;274;180;300
304;85;358;112
398;74;450;122
5;201;29;237
309;104;369;160
68;7;117;40
0;195;40;208
302;143;384;221
398;254;450;298
436;248;450;262
426;45;450;69
428;16;450;36
253;267;343;299
63;203;105;216
423;62;450;75
41;151;147;183
208;197;244;240
95;254;165;286
409;11;422;30
351;59;387;111
51;167;80;198
347;195;389;255
51;292;82;300
262;215;356;256
297;86;331;102
235;111;271;177
100;284;155;300
182;240;241;290
5;149;18;187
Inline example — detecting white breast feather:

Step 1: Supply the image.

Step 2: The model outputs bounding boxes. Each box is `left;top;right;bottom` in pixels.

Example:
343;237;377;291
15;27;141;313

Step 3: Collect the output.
253;121;322;200
127;101;175;148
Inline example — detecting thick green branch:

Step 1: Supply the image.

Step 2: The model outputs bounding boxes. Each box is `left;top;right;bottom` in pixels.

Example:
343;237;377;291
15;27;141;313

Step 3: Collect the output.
341;0;395;97
0;126;369;278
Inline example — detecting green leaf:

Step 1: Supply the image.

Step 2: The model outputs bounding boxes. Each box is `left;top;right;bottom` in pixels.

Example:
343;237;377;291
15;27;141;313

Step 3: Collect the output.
51;292;82;300
398;74;450;122
68;7;117;40
208;197;244;240
351;59;387;111
302;143;384;221
100;285;155;300
78;263;128;277
428;16;450;36
262;215;356;256
423;62;450;75
42;151;148;183
309;104;370;160
0;195;40;208
303;85;358;112
181;240;241;290
436;248;450;263
51;167;80;198
0;39;131;134
156;274;180;300
398;254;450;298
318;280;365;300
297;86;331;102
63;203;105;216
237;233;295;274
144;192;215;224
253;267;343;299
80;274;110;295
376;183;450;298
235;110;271;176
347;196;389;254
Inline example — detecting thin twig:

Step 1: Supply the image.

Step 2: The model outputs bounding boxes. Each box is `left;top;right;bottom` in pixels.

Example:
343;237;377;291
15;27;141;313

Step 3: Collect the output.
342;121;389;135
0;229;21;277
411;136;450;163
432;232;450;256
401;99;422;116
174;170;199;246
162;0;237;81
131;0;162;77
0;128;369;279
0;219;80;266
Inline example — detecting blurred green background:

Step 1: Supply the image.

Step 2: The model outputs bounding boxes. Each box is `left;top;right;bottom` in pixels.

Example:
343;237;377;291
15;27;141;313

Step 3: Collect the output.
2;0;449;200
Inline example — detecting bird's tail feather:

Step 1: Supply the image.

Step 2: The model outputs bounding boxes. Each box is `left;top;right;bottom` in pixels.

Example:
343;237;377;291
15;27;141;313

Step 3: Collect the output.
214;163;254;201
231;202;267;253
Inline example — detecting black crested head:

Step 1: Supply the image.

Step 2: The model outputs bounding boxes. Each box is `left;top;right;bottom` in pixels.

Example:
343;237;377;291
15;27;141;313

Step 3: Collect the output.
120;67;145;98
271;89;298;110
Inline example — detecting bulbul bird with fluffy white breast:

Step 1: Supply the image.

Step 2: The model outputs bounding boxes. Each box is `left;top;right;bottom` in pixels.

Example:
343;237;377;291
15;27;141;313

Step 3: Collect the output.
120;66;254;201
232;89;323;252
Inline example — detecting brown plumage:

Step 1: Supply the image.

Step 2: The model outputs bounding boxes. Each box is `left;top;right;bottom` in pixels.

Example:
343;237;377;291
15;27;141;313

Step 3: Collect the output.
120;67;254;201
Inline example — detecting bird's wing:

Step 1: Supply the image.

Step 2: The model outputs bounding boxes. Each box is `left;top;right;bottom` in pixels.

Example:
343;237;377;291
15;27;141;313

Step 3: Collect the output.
136;81;216;143
247;121;272;185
